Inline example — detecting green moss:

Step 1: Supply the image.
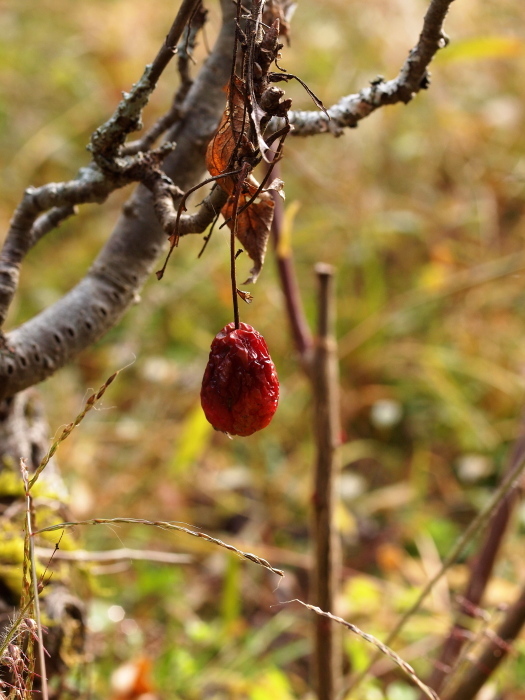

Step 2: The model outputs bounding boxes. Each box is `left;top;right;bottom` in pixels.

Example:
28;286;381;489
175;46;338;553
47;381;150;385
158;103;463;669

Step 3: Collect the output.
0;471;25;498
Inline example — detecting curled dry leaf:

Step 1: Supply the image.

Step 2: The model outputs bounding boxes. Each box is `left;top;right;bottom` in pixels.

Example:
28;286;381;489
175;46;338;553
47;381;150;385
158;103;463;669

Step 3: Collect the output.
262;0;297;44
237;289;254;304
221;186;274;284
206;78;275;284
266;177;286;197
206;77;250;190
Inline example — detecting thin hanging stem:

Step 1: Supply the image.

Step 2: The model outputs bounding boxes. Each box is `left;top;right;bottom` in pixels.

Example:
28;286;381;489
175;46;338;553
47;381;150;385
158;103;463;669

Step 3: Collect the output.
229;162;250;328
231;229;240;329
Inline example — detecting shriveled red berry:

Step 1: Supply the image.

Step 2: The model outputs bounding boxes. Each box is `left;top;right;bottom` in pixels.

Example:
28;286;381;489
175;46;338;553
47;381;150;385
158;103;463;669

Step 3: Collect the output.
201;322;279;436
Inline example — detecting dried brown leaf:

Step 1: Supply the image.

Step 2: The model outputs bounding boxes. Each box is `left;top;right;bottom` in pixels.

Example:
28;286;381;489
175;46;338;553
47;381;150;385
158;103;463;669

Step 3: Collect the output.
206;77;249;188
222;186;274;284
262;0;297;44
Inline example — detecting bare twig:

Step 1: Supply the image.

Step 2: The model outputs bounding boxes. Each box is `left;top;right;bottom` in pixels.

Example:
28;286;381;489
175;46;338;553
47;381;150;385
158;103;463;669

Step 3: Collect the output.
268;161;313;366
89;0;203;162
426;412;525;696
123;3;207;156
311;264;342;699
29;205;77;247
286;0;453;136
0;0;205;330
33;518;284;578
346;451;525;695
177;185;229;236
283;599;440;700
443;585;525;700
34;547;192;565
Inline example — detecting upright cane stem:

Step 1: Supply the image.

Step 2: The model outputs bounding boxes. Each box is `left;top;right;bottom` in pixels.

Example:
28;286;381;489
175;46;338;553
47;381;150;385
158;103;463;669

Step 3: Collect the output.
311;263;342;700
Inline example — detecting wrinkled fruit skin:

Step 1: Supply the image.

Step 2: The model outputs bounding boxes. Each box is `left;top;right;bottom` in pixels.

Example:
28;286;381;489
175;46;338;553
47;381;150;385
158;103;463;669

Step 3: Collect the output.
201;322;279;437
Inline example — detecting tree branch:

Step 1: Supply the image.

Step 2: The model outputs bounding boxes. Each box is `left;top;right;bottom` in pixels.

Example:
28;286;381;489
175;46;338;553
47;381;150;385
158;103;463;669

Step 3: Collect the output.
0;0;205;328
287;0;453;137
0;0;236;400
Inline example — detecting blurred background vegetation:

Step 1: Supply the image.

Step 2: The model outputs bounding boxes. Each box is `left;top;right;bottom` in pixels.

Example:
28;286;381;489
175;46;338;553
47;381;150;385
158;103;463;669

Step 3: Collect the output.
2;0;525;697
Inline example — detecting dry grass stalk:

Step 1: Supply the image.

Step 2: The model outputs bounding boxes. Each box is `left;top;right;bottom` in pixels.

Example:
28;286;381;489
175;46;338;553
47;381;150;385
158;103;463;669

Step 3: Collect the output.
34;517;284;578
286;599;440;700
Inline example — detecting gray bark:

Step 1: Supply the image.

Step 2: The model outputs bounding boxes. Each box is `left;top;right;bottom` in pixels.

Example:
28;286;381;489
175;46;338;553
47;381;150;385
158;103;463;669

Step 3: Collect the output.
0;0;236;401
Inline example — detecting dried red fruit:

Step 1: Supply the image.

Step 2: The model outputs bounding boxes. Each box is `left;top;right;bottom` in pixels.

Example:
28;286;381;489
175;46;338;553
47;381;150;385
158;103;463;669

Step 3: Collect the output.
201;322;279;436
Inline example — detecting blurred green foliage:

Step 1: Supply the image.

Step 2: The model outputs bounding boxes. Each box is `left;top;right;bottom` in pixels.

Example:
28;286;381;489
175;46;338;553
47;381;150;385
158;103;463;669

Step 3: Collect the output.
2;0;525;697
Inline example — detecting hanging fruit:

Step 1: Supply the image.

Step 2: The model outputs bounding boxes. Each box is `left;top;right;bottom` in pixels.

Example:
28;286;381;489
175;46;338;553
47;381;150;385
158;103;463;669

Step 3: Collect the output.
201;322;279;436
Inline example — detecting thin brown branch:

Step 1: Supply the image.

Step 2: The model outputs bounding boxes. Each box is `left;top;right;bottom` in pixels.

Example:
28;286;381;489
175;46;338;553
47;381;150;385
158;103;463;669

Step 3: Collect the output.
425;411;525;695
268;161;313;366
311;264;342;699
286;0;453;136
346;450;525;695
443;585;525;700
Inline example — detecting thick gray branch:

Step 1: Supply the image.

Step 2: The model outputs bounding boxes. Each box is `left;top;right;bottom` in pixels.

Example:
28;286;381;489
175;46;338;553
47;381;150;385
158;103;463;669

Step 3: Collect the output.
0;0;235;401
288;0;453;136
0;0;204;328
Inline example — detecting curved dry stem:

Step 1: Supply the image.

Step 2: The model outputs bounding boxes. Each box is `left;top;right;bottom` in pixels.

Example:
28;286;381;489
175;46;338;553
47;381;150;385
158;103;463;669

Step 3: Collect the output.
284;599;439;700
34;518;284;578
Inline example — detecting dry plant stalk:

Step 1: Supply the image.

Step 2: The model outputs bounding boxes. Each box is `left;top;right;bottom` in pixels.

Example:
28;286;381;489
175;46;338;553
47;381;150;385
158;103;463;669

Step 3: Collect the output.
311;264;342;699
426;411;525;696
2;365;283;697
29;370;120;490
33;518;284;578
442;584;525;700
347;451;525;695
1;369;121;696
286;599;440;700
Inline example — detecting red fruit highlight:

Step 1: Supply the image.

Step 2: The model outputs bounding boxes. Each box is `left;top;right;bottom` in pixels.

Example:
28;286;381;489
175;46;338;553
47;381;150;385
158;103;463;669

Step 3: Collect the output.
201;322;279;436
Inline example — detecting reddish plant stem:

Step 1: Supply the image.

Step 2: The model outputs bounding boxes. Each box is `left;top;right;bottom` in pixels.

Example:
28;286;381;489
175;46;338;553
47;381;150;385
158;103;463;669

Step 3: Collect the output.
426;410;525;696
268;162;341;698
443;584;525;700
268;162;313;368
